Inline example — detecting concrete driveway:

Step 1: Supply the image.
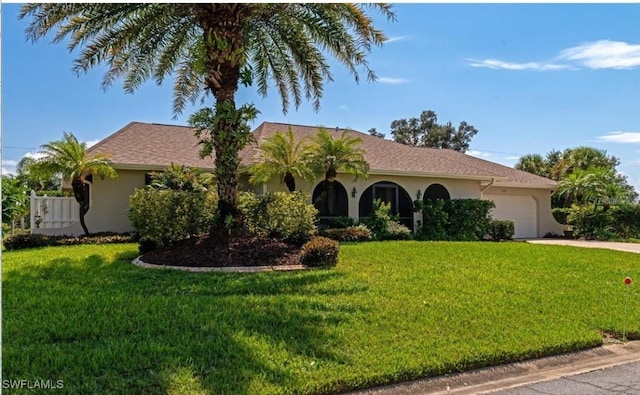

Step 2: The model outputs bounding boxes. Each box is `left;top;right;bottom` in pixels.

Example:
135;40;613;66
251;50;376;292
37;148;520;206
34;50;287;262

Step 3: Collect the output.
525;239;640;254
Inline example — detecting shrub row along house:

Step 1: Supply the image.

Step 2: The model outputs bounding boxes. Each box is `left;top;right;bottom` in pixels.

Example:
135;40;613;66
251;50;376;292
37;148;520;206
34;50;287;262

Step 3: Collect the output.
32;121;564;238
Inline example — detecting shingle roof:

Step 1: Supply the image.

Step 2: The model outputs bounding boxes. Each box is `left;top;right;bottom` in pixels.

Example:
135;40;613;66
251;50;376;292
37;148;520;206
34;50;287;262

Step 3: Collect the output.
88;121;556;188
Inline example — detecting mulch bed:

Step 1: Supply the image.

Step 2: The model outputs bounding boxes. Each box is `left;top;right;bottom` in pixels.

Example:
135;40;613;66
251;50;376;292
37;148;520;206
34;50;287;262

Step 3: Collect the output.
140;233;304;267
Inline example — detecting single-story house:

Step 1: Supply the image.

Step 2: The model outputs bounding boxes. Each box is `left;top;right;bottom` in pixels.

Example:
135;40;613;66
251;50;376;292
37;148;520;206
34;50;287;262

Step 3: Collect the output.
33;121;565;238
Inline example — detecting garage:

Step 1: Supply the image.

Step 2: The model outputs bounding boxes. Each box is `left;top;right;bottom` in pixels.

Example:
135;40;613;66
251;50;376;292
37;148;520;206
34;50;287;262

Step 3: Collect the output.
487;195;538;238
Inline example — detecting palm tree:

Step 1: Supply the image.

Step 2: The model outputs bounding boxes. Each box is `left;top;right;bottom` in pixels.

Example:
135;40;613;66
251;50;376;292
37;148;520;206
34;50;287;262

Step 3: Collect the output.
27;132;118;235
308;128;369;209
249;127;316;192
20;4;395;230
515;154;549;178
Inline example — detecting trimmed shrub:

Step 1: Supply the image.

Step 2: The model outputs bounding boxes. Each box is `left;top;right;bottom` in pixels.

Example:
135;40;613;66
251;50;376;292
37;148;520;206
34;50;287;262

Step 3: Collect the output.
489;220;515;241
610;204;640;239
128;188;218;250
321;224;372;242
416;198;495;241
2;232;134;251
238;191;318;244
300;236;340;267
381;221;412;241
415;199;448;240
445;199;495;241
552;208;571;225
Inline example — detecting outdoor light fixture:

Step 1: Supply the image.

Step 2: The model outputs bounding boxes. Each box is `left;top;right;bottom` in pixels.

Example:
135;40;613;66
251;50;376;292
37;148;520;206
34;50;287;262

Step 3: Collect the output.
34;213;42;229
352;187;357;198
416;189;422;200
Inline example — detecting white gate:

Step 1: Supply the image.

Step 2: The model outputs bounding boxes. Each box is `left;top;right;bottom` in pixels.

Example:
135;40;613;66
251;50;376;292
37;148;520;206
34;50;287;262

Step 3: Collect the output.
30;191;80;233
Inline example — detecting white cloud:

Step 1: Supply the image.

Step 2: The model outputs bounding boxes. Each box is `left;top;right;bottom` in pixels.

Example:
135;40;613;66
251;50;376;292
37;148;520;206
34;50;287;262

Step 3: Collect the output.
467;58;568;71
467;150;492;158
386;36;409;44
85;139;101;147
468;40;640;71
378;77;409;84
597;131;640;144
558;40;640;69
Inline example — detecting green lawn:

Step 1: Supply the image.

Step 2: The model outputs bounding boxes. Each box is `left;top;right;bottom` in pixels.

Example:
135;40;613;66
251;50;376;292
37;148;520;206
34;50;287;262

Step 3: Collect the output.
2;242;639;394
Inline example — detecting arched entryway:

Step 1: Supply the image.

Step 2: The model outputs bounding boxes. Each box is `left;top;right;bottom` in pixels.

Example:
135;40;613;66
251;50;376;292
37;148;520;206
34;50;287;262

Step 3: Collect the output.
312;180;349;226
359;181;413;230
423;183;450;203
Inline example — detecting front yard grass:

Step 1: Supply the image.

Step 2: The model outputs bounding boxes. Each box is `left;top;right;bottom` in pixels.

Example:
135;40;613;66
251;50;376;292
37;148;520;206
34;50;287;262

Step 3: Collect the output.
2;241;639;394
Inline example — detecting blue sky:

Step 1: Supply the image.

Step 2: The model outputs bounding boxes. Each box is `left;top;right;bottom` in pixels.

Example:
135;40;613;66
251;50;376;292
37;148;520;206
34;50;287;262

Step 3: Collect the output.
2;3;640;190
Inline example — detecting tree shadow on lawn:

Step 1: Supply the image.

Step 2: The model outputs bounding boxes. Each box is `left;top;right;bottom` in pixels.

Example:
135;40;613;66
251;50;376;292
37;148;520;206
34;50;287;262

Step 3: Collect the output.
2;253;370;394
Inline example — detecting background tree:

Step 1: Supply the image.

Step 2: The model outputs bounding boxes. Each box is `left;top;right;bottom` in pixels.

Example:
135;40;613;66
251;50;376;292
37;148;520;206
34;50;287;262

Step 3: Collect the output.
26;132;118;235
515;146;636;208
21;3;395;231
249;127;316;192
368;128;386;139
515;154;549;178
388;109;479;152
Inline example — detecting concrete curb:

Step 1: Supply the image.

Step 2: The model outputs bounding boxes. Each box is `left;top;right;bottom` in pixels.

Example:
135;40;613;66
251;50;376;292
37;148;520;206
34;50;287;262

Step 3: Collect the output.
349;341;640;395
131;256;308;273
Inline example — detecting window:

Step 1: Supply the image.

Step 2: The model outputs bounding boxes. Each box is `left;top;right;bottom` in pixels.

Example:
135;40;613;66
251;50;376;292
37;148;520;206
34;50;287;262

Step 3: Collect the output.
312;180;348;225
424;183;450;202
359;182;413;230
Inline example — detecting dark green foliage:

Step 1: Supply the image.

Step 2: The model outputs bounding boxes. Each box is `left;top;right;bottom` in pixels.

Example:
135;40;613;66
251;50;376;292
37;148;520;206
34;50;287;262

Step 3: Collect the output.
444;199;495;240
414;199;448;240
566;203;640;240
237;191;318;244
552;208;571;224
489;220;515;241
610;204;640;239
327;216;357;229
128;188;218;250
321;225;372;242
300;236;340;267
388;109;479;153
2;232;133;251
416;199;495;241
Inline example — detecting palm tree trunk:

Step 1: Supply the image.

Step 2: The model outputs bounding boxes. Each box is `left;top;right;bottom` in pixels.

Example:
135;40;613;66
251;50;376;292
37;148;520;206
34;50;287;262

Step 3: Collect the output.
79;204;90;236
194;4;254;233
284;172;296;192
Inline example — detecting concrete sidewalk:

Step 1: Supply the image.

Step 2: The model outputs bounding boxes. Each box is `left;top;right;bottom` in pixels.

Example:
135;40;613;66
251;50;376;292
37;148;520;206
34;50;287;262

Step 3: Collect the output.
525;239;640;254
349;341;640;395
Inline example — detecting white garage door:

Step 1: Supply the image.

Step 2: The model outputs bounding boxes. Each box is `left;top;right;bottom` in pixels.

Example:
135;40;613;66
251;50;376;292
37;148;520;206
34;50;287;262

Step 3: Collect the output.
487;195;537;238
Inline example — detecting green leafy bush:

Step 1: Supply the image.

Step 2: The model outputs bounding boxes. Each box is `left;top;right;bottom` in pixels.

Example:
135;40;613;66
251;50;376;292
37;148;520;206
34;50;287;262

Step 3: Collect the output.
445;199;495;241
488;220;515;241
2;232;134;251
610;204;640;239
361;199;395;240
416;199;495;241
326;216;357;229
300;236;340;267
552;208;571;225
128;188;218;251
238;191;318;244
414;199;448;240
321;224;372;242
381;221;412;240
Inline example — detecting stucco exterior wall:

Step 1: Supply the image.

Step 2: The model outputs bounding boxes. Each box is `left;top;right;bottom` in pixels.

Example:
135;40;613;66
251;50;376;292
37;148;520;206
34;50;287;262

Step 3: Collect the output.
484;185;565;237
86;169;147;233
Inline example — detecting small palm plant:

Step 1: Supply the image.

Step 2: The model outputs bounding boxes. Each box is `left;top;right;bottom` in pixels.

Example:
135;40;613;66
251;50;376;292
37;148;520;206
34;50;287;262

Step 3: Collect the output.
308;128;369;209
27;132;118;235
249;127;316;192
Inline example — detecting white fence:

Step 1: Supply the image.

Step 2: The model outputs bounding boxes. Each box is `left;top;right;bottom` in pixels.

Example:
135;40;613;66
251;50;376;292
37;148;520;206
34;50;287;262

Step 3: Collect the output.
30;191;80;233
